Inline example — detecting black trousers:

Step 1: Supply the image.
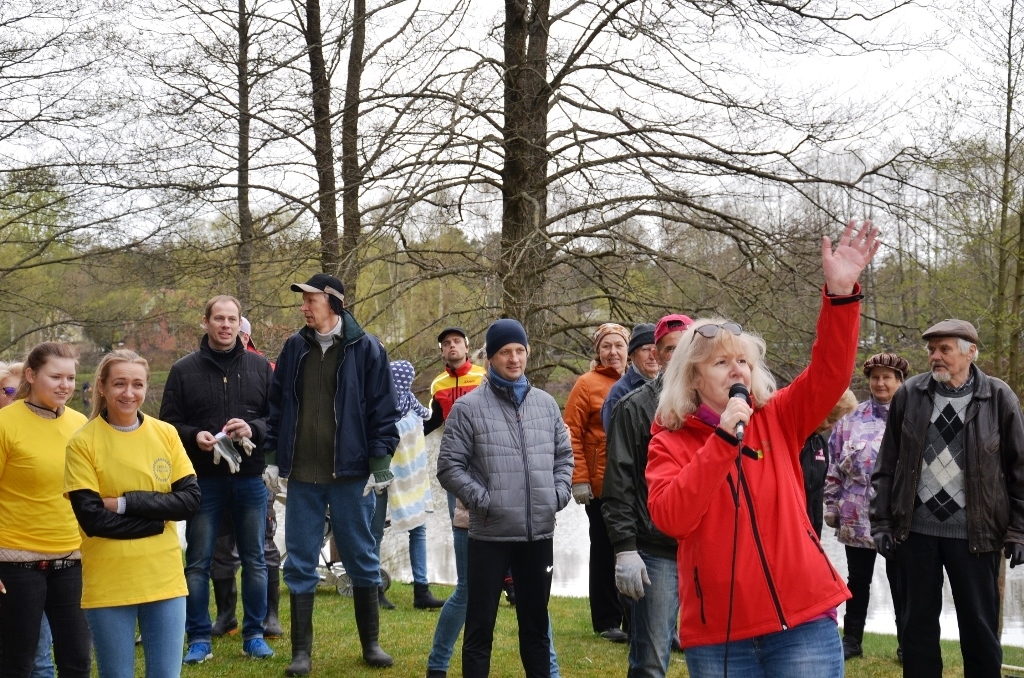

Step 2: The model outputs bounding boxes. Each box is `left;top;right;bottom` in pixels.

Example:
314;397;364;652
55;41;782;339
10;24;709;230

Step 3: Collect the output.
586;499;623;632
464;538;553;678
899;532;1001;678
843;544;903;643
0;562;91;678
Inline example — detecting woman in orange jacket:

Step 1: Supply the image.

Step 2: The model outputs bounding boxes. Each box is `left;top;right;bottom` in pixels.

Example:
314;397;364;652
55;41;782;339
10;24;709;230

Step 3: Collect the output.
646;221;879;677
564;322;630;642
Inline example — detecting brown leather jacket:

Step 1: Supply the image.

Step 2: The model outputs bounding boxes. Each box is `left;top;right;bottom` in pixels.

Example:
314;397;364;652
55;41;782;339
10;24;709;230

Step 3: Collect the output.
871;366;1024;554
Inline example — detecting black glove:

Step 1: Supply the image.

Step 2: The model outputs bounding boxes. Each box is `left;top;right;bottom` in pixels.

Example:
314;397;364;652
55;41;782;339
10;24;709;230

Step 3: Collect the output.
873;530;896;560
1005;542;1024;568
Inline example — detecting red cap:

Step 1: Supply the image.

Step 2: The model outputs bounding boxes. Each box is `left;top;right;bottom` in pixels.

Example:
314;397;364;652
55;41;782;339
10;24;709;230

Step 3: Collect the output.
654;314;693;344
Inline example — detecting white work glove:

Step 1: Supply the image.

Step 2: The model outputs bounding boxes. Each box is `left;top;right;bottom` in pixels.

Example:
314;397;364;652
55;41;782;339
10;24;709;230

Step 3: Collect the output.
572;483;593;506
239;436;256;457
212;432;242;474
263;464;281;494
615;550;651;601
362;468;395;497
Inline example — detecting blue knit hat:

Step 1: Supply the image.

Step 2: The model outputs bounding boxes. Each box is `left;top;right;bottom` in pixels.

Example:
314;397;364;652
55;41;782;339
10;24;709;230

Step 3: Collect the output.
485;319;528;358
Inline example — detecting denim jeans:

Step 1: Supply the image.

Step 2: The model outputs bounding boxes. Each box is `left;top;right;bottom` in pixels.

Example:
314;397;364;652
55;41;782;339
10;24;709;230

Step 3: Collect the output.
85;597;185;678
29;616;54;678
684;617;842;678
0;561;91;678
184;475;268;643
427;526;469;672
627;552;679;678
283;478;380;593
370;490;428;584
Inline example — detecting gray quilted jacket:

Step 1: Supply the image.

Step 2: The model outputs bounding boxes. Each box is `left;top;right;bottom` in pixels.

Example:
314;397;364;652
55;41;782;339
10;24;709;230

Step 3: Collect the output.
437;378;574;541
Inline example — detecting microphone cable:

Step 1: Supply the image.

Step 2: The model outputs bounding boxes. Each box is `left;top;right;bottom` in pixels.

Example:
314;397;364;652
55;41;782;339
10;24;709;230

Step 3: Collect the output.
723;439;743;678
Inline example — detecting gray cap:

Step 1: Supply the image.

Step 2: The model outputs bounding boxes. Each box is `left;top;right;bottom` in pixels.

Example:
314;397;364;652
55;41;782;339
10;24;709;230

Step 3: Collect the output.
922;319;979;345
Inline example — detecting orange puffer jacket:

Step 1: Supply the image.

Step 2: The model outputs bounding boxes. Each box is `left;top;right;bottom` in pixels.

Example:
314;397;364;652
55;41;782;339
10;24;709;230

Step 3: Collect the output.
565;364;621;497
647;289;859;648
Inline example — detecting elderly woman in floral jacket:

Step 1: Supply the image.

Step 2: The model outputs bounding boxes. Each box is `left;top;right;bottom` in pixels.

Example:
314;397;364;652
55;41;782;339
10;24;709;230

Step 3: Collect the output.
824;352;909;661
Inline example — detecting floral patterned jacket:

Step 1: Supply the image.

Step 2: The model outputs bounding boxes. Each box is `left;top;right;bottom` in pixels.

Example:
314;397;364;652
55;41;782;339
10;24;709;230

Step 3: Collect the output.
824;397;890;548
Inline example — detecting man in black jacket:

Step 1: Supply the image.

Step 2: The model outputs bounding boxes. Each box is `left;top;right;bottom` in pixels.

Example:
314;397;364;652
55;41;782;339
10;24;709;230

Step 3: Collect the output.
872;319;1024;677
601;314;687;678
160;295;275;664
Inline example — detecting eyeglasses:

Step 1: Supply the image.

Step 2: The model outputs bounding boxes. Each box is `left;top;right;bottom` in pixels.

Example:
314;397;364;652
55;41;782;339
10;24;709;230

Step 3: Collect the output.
1;387;15;396
690;322;743;345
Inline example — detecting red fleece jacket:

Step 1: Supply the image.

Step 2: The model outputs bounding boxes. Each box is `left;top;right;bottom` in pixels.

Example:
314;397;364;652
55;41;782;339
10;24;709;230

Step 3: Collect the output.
646;288;858;648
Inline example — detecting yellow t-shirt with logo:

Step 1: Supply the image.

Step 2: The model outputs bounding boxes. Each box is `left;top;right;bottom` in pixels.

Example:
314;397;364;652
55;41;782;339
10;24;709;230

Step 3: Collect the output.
0;401;87;553
64;415;195;608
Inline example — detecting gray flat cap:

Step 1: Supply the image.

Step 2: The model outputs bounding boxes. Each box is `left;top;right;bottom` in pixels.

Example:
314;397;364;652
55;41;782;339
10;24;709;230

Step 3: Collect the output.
922;319;979;345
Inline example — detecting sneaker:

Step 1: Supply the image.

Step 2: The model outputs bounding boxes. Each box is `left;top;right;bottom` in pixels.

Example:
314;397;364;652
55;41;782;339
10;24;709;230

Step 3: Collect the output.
243;638;275;659
183;642;213;665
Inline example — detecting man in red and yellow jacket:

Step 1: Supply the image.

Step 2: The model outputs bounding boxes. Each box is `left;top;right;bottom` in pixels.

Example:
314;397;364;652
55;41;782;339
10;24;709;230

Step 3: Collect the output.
424;327;486;435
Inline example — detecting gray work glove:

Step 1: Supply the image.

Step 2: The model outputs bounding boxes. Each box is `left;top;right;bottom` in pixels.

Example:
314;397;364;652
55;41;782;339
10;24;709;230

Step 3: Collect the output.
572;483;593;506
263;464;281;495
614;550;650;601
212;432;242;474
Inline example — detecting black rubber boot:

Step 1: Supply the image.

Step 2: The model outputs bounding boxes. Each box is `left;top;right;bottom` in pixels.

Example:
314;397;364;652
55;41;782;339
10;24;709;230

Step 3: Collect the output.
842;617;865;660
378;586;396;610
353;586;394;667
413;583;445;610
210;577;238;637
285;593;315;676
263;567;283;638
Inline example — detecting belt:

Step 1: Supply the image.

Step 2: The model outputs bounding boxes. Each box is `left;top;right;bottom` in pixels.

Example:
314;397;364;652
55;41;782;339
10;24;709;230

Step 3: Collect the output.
5;559;80;571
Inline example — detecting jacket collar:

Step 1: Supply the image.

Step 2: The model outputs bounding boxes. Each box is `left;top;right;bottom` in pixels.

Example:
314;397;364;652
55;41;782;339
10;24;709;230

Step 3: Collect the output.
298;310;365;348
446;359;475;378
199;333;245;358
911;364;990;399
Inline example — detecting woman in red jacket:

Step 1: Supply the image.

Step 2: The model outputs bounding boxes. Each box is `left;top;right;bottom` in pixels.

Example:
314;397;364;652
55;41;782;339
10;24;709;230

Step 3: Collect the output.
646;221;879;678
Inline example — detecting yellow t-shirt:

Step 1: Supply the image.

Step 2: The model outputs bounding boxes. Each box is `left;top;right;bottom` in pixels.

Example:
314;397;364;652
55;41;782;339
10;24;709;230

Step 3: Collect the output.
64;415;195;608
0;401;87;553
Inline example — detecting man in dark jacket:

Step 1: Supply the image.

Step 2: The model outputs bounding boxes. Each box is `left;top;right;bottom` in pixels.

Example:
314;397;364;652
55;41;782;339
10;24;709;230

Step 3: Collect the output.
160;295;276;663
437;319;574;678
264;273;400;674
601;313;689;678
872;319;1024;677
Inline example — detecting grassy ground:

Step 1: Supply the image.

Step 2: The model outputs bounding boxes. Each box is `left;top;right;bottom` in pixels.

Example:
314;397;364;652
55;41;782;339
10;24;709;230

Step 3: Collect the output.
176;583;1024;678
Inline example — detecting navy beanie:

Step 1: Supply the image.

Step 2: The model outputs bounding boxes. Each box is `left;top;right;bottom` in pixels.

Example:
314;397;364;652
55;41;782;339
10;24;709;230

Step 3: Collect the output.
628;323;656;355
485;319;529;358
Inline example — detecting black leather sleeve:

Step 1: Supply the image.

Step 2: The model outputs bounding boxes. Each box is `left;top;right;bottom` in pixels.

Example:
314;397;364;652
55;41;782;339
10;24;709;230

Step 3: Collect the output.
423;400;444;436
68;490;165;540
123;475;201;521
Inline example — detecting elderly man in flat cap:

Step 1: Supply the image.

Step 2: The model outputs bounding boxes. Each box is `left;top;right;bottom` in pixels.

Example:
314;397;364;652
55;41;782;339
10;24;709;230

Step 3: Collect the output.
871;319;1024;677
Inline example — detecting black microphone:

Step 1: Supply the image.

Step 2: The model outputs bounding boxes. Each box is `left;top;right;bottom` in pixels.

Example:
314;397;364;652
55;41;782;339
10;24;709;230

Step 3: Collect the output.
728;383;750;442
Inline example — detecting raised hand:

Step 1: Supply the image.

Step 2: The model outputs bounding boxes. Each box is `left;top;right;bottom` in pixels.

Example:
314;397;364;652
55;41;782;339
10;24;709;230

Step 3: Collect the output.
822;220;880;296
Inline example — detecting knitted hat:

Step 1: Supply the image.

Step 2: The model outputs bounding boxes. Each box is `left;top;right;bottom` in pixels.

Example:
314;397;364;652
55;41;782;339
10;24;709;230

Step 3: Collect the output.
863;353;910;380
627;323;656;355
485;319;528;358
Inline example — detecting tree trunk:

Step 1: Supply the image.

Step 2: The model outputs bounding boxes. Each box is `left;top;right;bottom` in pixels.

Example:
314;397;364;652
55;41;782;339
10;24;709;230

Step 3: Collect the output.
304;0;339;274
236;0;254;308
501;0;551;358
339;0;365;300
995;0;1018;374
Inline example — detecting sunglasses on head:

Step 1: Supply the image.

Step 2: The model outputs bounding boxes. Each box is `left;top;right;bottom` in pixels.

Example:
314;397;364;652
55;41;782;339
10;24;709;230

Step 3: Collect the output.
690;322;743;345
1;387;15;396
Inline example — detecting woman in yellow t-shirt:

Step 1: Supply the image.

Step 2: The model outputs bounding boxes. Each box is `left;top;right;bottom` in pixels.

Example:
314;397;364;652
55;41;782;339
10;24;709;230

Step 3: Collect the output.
0;343;90;678
65;350;199;678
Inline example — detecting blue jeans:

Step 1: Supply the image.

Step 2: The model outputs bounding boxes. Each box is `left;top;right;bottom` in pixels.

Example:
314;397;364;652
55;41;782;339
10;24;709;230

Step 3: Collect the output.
185;475;268;643
283;479;380;593
30;616;53;678
684;617;843;678
371;490;428;584
428;494;560;677
628;552;679;678
85;597;185;678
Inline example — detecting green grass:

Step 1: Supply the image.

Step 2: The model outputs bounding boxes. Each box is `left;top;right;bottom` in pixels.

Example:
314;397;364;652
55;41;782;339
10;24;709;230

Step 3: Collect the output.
171;583;1024;677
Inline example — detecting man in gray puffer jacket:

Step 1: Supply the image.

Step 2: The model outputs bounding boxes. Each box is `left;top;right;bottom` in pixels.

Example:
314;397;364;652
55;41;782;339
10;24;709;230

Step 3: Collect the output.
437;318;574;678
